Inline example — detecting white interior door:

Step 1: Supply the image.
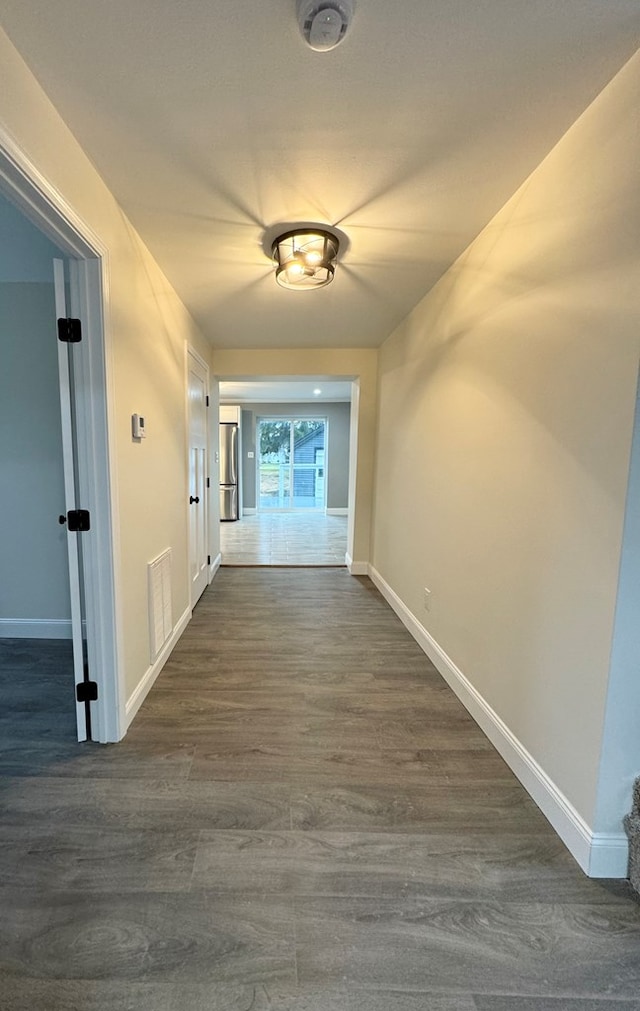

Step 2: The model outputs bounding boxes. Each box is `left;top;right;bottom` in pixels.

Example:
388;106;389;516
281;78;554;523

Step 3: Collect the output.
53;258;89;741
187;348;209;606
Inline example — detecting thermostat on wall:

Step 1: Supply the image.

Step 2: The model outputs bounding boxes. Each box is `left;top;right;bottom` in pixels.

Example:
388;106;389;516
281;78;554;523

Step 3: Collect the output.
132;414;146;440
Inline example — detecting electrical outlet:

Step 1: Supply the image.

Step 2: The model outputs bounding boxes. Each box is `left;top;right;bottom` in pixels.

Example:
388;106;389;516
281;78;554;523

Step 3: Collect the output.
423;587;431;611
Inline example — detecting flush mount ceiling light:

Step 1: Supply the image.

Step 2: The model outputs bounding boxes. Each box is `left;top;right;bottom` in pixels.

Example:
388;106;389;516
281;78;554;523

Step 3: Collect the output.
271;228;340;291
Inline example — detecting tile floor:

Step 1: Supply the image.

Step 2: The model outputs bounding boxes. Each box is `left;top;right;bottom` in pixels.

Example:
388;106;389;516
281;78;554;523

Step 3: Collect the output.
220;511;348;565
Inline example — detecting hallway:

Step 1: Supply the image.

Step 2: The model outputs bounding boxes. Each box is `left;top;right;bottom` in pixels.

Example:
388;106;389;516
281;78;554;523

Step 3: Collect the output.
1;568;640;1009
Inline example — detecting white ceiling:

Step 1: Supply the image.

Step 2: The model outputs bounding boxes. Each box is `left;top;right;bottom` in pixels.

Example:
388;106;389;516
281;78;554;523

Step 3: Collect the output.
2;1;638;349
220;379;352;403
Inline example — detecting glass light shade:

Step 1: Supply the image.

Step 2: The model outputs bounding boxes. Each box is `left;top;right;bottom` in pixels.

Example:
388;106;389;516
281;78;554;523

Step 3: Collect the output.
272;229;339;290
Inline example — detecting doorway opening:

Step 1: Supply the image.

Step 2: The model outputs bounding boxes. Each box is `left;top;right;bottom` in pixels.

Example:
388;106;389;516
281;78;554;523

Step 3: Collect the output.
0;201;80;745
0;128;121;742
215;379;354;568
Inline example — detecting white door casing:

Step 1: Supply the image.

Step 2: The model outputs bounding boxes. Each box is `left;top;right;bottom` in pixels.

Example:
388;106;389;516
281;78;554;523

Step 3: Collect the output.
187;347;209;606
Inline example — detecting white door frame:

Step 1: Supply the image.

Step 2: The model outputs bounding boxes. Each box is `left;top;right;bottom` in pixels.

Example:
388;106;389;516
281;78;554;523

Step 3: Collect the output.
0;127;123;742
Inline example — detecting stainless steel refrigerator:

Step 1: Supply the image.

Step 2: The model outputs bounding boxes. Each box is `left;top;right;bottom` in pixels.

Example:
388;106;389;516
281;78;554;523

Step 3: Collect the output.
219;422;239;521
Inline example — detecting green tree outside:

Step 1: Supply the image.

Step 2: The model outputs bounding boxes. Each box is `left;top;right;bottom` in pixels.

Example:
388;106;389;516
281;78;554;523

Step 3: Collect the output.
259;420;324;460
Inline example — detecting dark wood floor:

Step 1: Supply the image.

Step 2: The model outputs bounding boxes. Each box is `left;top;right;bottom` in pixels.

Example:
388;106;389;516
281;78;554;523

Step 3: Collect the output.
1;568;640;1010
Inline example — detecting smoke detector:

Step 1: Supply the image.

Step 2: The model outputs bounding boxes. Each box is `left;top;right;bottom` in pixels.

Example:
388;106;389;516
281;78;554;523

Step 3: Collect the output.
297;0;354;52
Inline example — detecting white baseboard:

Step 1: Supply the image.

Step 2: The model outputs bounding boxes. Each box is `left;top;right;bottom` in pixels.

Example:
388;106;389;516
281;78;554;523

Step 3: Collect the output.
589;833;630;878
243;508;257;516
209;552;222;580
345;553;368;575
0;618;72;639
369;564;628;880
327;508;348;516
124;605;191;730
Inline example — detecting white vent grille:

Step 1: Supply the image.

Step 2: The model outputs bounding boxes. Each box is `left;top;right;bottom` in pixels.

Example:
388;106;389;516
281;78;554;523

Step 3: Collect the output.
148;548;172;661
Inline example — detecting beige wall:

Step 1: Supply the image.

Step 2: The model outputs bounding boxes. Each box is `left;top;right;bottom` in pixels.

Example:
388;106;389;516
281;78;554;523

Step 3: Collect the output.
373;51;640;833
212;348;378;567
0;29;211;702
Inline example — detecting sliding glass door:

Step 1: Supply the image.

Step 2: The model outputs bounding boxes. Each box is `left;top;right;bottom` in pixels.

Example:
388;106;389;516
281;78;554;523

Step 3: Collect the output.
258;419;326;510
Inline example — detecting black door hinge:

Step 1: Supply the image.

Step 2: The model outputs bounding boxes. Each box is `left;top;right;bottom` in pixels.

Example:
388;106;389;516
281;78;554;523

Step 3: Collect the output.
67;509;91;531
207;554;211;565
76;679;97;703
206;477;210;488
57;318;82;343
205;395;210;407
76;680;98;703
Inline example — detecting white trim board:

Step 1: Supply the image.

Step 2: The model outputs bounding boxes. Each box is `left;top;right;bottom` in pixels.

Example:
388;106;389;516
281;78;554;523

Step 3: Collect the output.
368;564;629;880
124;605;191;729
327;507;348;516
0;618;72;639
243;508;257;516
210;552;222;579
345;553;368;576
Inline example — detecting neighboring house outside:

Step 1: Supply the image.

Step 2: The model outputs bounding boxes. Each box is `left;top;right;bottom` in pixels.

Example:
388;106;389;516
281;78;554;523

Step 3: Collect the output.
292;424;325;505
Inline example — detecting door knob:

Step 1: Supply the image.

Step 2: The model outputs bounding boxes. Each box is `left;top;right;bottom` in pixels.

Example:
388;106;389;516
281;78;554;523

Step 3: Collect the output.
189;495;200;505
